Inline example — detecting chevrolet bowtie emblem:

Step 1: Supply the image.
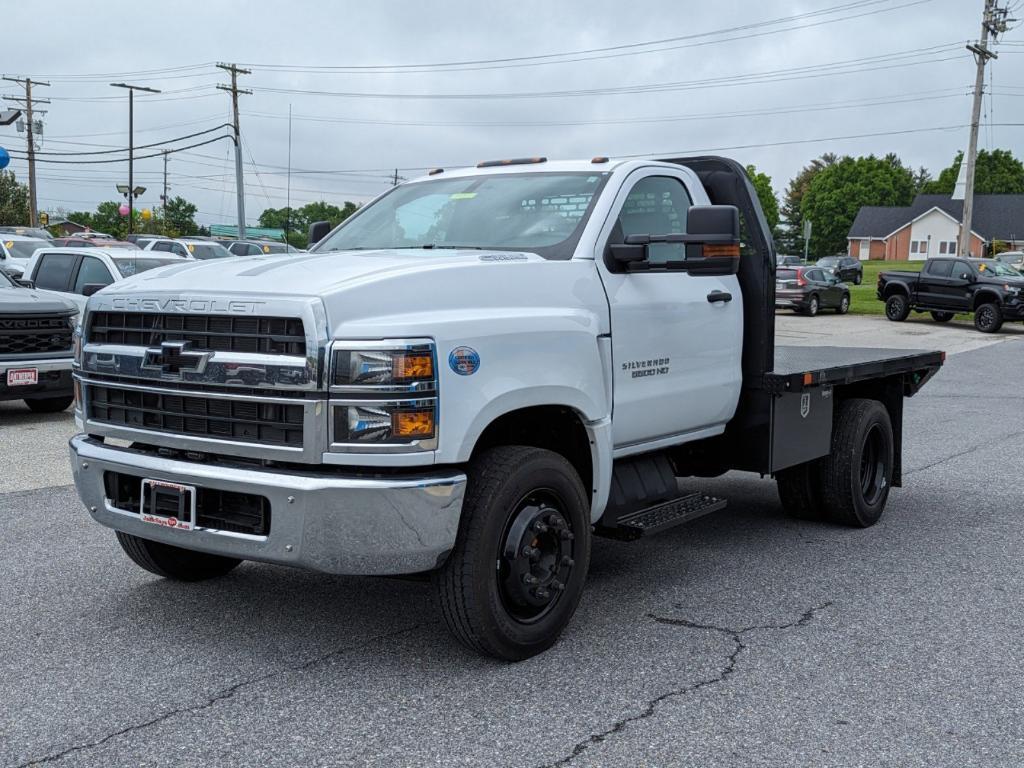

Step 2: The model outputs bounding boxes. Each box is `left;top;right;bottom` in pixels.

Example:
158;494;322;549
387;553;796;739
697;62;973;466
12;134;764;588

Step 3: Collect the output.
142;340;212;376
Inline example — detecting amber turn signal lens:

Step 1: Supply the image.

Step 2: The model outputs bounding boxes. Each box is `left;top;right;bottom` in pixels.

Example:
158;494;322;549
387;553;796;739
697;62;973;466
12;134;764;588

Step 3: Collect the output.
703;244;741;258
393;353;433;381
392;410;435;438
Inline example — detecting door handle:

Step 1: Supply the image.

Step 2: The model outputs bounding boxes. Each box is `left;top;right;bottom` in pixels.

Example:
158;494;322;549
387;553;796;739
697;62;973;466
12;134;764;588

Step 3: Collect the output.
707;291;733;303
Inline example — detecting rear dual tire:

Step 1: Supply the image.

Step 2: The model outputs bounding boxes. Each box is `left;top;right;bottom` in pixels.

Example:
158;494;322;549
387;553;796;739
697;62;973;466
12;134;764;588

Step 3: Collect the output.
776;398;894;528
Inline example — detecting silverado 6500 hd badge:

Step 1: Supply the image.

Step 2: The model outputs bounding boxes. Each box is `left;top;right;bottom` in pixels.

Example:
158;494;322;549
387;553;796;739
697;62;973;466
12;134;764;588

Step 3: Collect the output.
623;357;671;379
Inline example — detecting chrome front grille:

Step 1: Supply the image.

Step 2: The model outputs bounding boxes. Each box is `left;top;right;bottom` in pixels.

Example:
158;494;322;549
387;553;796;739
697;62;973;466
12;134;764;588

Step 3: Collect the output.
88;312;306;356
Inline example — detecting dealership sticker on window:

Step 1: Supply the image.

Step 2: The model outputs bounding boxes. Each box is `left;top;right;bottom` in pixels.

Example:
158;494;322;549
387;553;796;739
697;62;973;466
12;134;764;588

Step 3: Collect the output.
450;193;477;200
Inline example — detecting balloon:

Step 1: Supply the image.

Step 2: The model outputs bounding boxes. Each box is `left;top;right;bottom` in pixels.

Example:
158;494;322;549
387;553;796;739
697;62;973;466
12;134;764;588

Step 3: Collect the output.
0;147;9;170
118;203;129;216
141;208;152;220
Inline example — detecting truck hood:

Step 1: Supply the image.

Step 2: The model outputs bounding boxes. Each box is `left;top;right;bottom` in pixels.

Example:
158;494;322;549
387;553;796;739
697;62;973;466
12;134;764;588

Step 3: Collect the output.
0;285;79;315
90;247;608;340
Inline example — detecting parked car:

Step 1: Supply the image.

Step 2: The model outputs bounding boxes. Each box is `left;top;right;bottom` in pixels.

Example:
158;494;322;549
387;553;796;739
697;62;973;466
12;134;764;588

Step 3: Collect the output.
877;257;1024;332
227;239;300;256
0;267;77;413
0;235;52;278
50;237;99;248
143;238;235;260
132;235;171;250
76;232;114;240
775;265;851;316
816;255;863;285
0;226;54;240
22;247;182;313
995;251;1024;271
776;254;803;267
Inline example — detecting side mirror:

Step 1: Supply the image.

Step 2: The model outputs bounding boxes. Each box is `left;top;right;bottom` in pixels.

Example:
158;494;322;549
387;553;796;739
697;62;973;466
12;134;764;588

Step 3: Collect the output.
15;278;34;289
959;272;972;281
308;220;331;246
81;283;106;297
609;205;740;276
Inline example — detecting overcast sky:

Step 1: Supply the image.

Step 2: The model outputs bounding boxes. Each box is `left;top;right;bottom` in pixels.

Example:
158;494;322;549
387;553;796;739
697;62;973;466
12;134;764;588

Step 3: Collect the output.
3;0;1022;228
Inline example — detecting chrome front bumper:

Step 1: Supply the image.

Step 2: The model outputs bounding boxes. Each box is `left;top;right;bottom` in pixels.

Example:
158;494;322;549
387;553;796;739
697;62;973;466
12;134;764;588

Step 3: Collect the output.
69;434;466;575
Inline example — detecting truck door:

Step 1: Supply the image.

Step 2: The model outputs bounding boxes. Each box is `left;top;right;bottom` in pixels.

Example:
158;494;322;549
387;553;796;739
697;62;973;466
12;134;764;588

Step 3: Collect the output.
594;170;743;449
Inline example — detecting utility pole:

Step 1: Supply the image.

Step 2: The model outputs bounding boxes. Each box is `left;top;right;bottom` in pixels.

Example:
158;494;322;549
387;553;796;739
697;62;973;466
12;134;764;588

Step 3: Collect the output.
285;103;292;245
161;150;169;223
217;63;251;240
960;0;1013;256
392;169;399;186
2;76;50;227
110;83;160;235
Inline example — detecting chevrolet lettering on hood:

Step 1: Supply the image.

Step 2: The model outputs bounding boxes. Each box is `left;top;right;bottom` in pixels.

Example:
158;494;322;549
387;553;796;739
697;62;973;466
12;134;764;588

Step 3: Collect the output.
109;297;265;314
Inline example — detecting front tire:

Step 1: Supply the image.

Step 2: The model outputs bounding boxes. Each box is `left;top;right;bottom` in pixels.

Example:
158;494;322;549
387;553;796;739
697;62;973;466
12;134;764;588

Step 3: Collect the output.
24;395;74;413
930;311;954;323
432;446;591;661
836;294;850;314
116;532;242;581
974;302;1003;333
853;274;863;285
804;295;820;317
885;294;910;321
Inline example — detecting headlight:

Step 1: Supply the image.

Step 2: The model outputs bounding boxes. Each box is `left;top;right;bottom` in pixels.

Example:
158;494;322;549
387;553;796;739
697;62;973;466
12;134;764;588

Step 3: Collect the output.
329;341;438;451
71;315;82;366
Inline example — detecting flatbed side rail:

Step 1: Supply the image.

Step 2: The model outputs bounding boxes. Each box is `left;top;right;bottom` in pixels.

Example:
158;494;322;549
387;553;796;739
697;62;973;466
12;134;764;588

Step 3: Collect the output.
761;350;945;396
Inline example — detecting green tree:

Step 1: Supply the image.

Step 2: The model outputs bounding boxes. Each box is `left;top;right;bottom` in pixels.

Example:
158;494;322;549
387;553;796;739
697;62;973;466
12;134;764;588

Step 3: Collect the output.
163;196;199;236
258;200;359;247
801;154;916;257
90;201;127;237
779;153;837;253
0;170;29;226
745;164;779;234
921;149;1024;195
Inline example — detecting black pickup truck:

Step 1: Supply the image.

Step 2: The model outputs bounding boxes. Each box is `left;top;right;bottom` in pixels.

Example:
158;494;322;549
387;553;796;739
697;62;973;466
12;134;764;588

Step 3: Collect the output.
0;269;78;412
877;257;1024;333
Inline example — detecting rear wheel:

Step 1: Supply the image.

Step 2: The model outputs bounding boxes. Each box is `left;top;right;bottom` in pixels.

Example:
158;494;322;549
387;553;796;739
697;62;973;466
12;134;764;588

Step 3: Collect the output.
836;294;850;314
777;461;824;521
974;302;1003;333
24;396;73;413
885;294;910;321
432;446;591;661
817;399;894;527
930;311;954;323
804;295;820;317
116;532;242;581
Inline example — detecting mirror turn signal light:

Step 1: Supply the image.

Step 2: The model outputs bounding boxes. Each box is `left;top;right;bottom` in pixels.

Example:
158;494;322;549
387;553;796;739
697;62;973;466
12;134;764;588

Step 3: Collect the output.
703;244;741;258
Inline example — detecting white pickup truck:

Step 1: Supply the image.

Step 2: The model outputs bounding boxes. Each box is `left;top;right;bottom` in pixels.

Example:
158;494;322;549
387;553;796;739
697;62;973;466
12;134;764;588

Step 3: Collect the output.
69;156;943;660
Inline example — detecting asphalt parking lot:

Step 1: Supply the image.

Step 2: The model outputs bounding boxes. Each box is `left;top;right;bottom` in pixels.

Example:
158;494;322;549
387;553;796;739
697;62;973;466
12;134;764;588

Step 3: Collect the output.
2;317;1023;767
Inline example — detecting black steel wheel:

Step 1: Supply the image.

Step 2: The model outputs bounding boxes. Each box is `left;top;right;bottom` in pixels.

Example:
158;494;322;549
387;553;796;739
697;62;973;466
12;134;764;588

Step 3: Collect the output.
930;311;955;323
885;294;910;321
432;445;591;661
974;302;1004;333
816;398;894;527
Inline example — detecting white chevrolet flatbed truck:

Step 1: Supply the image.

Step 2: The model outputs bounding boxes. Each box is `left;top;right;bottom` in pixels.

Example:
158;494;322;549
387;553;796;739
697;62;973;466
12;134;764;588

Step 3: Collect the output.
69;156;944;660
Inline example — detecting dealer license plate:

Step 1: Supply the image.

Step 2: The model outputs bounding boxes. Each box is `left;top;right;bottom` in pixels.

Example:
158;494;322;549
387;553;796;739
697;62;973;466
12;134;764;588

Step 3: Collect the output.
140;479;196;532
6;368;38;386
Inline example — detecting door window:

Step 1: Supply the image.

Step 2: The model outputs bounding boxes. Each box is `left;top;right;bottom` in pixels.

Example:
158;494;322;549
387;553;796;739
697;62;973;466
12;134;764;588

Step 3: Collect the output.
73;256;115;294
171;243;189;257
617;176;691;265
925;259;953;277
151;241;172;252
33;252;78;290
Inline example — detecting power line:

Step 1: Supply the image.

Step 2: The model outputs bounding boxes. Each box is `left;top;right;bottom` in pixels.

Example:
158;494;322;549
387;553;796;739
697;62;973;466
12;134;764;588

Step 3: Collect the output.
7;134;234;164
27;124;233;156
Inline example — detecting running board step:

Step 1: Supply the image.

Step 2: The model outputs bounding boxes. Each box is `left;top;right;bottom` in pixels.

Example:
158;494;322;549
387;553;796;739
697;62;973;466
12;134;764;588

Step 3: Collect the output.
596;492;727;541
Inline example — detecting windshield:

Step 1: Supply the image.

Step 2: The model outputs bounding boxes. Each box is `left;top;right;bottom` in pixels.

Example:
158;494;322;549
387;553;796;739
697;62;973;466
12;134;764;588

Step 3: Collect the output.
187;242;234;260
816;257;840;266
6;239;48;259
997;253;1023;263
113;257;181;277
976;260;1022;277
314;171;609;260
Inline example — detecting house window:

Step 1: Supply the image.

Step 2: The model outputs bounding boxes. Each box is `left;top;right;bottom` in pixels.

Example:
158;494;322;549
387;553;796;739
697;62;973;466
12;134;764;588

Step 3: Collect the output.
939;241;947;254
920;240;929;255
911;241;918;253
948;240;957;254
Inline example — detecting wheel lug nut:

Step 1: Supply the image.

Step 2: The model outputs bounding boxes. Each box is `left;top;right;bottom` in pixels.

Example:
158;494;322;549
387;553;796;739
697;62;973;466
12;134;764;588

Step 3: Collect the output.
522;573;539;585
561;556;574;567
560;530;574;540
533;521;548;533
521;545;538;558
534;588;550;600
551;580;565;592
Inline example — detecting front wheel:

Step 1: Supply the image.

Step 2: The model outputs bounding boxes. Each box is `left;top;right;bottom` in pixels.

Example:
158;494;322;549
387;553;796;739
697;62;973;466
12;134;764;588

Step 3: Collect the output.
432;446;591;661
836;294;850;314
974;302;1004;333
853;274;863;285
804;295;820;317
116;532;242;581
930;311;954;323
885;294;910;322
25;396;74;413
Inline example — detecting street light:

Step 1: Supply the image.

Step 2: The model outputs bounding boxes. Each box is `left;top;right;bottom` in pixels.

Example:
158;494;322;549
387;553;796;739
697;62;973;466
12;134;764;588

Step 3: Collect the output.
110;83;161;234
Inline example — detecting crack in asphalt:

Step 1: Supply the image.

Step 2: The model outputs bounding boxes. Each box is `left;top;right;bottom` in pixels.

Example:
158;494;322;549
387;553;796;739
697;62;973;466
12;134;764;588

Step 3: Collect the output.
904;427;1024;477
14;623;422;767
538;602;832;768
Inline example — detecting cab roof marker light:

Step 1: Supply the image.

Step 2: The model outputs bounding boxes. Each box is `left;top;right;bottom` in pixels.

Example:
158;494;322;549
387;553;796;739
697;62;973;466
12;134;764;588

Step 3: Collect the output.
591;156;610;164
428;168;444;176
476;157;548;168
